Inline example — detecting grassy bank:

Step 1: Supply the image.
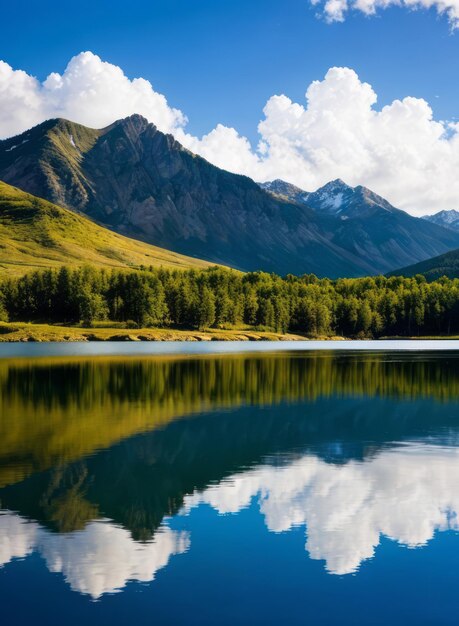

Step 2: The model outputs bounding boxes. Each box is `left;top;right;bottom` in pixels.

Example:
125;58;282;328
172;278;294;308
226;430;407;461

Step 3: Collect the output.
0;322;315;342
1;322;457;343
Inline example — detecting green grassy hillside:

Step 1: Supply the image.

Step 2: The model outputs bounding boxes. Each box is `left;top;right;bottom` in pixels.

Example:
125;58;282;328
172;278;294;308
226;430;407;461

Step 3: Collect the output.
0;181;215;276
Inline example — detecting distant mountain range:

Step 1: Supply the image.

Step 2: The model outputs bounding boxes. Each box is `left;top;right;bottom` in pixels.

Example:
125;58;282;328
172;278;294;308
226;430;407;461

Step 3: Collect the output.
0;181;212;276
422;209;459;233
261;178;411;218
260;177;459;274
2;115;459;278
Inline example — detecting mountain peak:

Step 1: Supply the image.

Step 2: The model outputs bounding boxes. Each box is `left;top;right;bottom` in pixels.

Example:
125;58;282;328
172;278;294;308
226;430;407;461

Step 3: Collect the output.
115;113;150;125
424;208;459;222
304;179;353;215
318;178;350;191
110;114;152;134
283;178;401;219
260;177;395;218
259;179;308;203
422;209;459;233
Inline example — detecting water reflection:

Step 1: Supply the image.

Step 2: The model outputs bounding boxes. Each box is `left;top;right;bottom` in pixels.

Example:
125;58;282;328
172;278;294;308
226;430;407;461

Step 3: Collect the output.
0;511;189;598
2;351;459;487
3;443;459;593
1;351;459;599
185;444;459;575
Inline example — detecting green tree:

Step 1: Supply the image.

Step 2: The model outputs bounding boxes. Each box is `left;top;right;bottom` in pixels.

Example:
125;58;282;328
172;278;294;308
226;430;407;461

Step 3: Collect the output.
79;288;109;327
195;286;216;329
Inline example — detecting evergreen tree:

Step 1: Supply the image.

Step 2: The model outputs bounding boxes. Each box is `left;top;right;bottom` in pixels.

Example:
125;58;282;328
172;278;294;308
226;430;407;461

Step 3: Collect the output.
195;286;216;329
2;264;459;338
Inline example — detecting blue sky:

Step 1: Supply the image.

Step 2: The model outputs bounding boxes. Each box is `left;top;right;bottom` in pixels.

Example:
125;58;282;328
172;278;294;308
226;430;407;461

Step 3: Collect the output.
1;0;458;143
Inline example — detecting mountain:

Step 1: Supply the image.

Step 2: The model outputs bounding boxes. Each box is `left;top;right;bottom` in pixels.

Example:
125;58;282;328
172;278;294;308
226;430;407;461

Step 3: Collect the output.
259;179;308;204
261;178;459;273
264;178;407;218
2;116;459;278
0;117;363;277
388;248;459;281
301;179;400;219
422;209;459;233
0;181;214;276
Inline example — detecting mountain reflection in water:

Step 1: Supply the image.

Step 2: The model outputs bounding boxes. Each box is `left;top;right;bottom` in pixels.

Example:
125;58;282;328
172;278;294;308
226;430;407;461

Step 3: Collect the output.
1;351;459;601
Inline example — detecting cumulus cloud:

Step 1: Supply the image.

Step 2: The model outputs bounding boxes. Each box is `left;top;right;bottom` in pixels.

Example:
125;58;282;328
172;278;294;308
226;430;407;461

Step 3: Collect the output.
178;124;261;176
2;53;459;214
184;444;459;575
310;0;459;28
182;66;459;215
0;512;189;599
0;51;185;137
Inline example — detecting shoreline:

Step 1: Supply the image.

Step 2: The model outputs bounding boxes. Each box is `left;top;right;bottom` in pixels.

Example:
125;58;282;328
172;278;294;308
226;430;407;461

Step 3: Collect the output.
0;322;314;342
1;323;459;344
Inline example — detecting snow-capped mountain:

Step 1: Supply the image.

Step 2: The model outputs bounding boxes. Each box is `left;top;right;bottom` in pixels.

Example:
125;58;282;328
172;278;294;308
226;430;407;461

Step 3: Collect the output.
302;179;400;218
422;209;459;233
261;178;399;219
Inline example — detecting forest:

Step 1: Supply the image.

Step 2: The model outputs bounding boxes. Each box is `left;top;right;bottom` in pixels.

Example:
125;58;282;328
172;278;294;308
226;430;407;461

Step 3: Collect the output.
0;265;458;337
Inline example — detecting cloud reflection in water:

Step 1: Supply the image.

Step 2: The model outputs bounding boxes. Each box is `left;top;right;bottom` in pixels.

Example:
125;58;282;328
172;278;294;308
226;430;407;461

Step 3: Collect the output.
0;513;190;599
184;443;459;575
3;442;459;595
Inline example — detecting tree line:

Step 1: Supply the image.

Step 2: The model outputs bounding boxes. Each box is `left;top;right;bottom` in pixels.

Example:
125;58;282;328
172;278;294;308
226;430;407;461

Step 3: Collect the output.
0;265;458;337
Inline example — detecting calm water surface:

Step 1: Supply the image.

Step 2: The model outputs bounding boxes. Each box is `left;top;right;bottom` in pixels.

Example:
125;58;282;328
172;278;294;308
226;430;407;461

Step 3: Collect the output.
1;345;459;624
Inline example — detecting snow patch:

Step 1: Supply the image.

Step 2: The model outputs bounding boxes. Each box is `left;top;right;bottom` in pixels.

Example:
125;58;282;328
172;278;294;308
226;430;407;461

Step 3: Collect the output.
318;190;344;212
438;209;459;223
69;134;76;148
4;139;28;152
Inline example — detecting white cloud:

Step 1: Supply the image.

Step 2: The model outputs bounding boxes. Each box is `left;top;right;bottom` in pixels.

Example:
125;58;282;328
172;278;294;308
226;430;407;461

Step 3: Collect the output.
184;444;459;575
177;124;261;176
180;66;459;215
2;53;459;214
0;51;186;137
311;0;459;28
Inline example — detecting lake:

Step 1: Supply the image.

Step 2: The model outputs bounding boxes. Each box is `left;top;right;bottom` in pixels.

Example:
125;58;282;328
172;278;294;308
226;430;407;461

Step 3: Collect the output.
1;343;459;625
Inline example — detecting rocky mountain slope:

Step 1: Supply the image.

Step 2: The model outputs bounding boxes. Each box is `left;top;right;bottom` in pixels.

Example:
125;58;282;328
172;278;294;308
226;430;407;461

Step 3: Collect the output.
259;179;308;205
422;209;459;233
2;116;459;277
0;181;213;276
